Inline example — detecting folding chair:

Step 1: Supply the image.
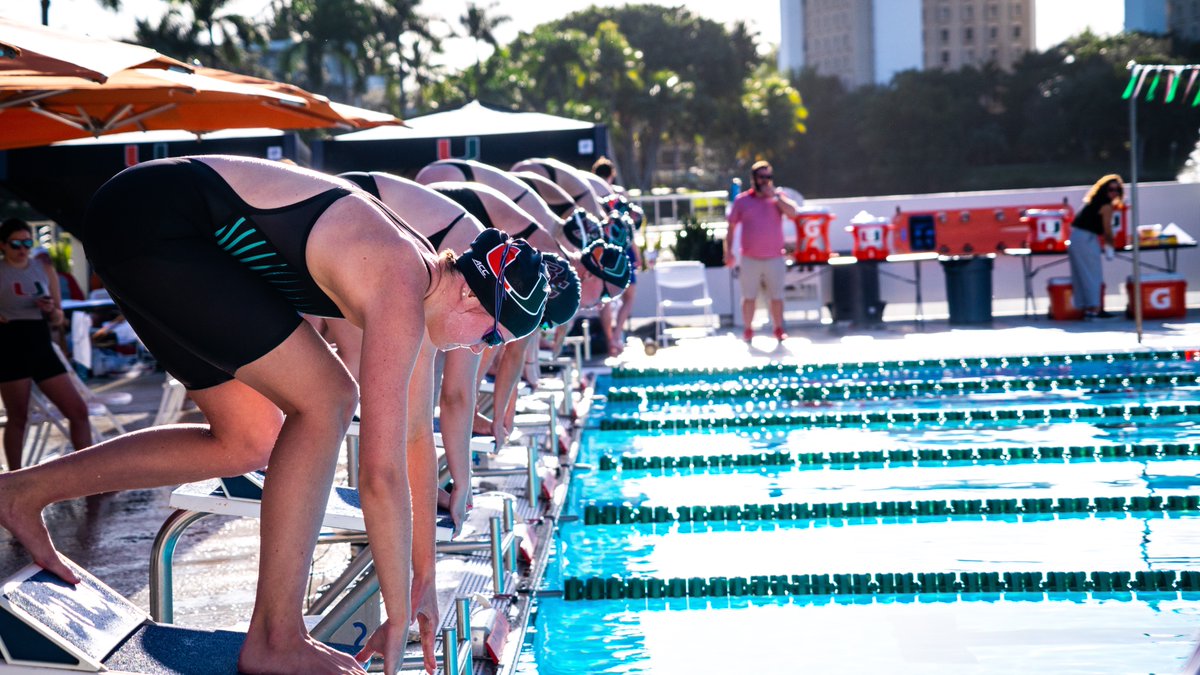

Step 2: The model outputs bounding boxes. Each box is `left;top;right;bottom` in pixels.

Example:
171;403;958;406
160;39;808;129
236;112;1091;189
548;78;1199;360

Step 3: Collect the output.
654;261;717;347
152;375;188;426
50;342;130;438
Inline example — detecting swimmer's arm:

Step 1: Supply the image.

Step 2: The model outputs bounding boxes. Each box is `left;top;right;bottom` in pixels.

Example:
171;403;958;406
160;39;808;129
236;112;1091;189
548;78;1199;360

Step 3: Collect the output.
405;337;439;581
440;348;481;528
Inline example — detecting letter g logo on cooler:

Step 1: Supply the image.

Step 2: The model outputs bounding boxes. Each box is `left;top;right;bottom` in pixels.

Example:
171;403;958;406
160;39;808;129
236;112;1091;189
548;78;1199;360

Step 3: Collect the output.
1149;287;1173;310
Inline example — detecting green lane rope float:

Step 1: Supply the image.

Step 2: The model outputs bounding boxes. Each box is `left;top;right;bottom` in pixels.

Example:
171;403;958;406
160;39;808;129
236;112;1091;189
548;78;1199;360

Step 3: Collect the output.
580;494;1200;526
595;441;1200;472
608;349;1198;383
562;569;1200;600
604;372;1200;405
597;401;1200;432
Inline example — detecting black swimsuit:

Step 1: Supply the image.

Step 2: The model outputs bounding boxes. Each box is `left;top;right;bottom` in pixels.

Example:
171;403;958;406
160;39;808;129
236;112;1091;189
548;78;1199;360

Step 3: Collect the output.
83;158;428;390
341;171;468;251
435;186;539;241
516;175;574;217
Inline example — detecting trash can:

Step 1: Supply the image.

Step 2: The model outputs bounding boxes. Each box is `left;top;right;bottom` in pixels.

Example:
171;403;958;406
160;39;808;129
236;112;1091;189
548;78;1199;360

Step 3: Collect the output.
941;257;993;325
829;259;885;326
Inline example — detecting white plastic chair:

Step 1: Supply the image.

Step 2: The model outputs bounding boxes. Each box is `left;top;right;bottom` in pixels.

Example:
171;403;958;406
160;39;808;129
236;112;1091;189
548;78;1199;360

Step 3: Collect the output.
152;375;188;426
50;342;130;438
654;261;716;346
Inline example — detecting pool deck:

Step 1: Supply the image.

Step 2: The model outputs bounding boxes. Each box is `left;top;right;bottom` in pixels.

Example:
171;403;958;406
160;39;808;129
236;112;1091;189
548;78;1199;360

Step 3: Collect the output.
1;309;1197;673
615;310;1200;371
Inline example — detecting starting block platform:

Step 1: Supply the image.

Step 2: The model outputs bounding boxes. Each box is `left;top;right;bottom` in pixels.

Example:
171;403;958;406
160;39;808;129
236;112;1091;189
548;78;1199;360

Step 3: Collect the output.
0;558;356;674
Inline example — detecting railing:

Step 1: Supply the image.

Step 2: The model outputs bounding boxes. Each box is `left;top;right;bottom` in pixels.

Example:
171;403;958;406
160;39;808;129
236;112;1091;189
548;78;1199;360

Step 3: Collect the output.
628;189;729;227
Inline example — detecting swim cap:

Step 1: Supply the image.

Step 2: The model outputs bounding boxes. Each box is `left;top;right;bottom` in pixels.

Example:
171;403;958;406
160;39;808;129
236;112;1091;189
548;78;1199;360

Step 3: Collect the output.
562;208;604;249
605;194;645;230
454;229;549;340
602;211;635;249
540;253;581;328
579;241;632;294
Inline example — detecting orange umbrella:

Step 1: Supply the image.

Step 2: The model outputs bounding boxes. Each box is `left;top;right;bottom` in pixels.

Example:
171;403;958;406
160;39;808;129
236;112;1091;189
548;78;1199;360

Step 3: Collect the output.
194;66;402;130
0;66;402;150
0;16;188;82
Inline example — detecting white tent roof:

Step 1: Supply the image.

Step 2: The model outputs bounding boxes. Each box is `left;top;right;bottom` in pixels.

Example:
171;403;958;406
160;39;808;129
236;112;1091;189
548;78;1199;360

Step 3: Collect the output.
333;100;593;141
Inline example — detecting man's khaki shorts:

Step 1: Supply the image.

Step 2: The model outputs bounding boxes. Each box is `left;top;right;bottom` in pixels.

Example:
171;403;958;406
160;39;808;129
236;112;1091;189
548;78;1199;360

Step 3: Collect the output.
738;256;786;301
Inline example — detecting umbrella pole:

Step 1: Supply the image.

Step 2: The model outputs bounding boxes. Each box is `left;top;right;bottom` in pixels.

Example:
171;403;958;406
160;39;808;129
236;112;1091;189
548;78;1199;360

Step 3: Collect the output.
1130;83;1143;343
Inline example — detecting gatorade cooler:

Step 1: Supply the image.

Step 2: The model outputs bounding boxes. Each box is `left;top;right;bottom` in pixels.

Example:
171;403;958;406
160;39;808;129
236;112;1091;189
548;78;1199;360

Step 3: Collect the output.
1112;204;1130;250
793;207;832;264
1047;277;1104;320
1022;208;1072;252
1126;273;1187;319
847;215;891;261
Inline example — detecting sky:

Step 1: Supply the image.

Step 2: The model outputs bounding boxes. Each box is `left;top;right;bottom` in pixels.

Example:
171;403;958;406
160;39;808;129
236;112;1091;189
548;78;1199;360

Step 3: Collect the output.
3;0;1125;72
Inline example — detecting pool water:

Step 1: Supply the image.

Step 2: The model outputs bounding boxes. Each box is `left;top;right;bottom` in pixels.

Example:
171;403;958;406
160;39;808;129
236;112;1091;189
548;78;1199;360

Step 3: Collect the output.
517;358;1200;674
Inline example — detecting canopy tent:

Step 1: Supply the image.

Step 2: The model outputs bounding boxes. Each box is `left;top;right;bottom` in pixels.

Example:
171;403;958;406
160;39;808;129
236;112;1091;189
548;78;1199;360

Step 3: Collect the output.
0;128;308;237
315;99;608;176
1121;61;1200;342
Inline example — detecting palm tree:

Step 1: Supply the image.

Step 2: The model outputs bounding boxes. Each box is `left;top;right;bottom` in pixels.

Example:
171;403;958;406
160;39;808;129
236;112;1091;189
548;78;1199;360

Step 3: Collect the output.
366;0;439;115
273;0;373;103
459;1;510;97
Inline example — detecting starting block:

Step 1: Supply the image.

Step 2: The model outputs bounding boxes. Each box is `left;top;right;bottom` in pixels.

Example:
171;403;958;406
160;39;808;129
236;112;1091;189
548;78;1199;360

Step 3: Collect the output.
0;557;352;673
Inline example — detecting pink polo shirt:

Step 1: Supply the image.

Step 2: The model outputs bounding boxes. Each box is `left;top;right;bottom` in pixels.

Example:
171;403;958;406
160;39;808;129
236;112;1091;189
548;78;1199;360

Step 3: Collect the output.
727;190;786;260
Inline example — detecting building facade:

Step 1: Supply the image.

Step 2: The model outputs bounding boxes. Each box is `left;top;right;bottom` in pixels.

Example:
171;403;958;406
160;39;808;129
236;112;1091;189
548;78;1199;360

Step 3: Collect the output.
778;0;1034;88
922;0;1035;72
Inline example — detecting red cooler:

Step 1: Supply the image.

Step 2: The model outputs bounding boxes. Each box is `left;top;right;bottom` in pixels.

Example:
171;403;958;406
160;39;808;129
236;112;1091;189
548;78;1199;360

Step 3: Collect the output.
1047;277;1104;320
1126;273;1187;319
793;207;832;264
847;215;891;261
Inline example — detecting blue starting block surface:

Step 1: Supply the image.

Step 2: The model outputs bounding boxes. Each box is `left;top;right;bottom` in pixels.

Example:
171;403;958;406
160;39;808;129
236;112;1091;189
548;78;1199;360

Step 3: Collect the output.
0;559;356;674
0;561;147;671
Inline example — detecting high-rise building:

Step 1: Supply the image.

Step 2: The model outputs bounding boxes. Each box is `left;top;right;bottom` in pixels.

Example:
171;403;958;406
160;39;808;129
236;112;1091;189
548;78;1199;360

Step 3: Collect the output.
923;1;1035;72
778;0;1033;88
1126;0;1168;33
1168;0;1200;40
1121;1;1200;40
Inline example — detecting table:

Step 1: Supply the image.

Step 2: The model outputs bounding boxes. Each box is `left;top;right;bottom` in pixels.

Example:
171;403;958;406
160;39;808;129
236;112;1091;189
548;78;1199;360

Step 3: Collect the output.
827;251;941;325
1005;240;1197;318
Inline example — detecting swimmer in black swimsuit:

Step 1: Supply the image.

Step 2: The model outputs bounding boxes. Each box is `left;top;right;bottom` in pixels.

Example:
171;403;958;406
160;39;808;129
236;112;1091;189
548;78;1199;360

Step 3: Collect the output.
511;157;607;218
0;156;549;675
416;160;582;251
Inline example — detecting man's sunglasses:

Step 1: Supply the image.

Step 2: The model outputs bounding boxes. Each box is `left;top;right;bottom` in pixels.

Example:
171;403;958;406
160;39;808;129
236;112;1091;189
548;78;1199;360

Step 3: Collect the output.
480;241;513;347
6;239;34;249
754;173;773;181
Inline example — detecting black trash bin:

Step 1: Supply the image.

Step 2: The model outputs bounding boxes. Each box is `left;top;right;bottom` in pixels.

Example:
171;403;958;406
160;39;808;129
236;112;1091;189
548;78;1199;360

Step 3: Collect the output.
829;259;886;326
941;256;993;325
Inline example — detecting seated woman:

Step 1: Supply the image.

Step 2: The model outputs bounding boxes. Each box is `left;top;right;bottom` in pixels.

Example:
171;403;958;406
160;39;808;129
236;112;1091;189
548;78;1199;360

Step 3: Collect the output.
0;156;548;675
0;218;92;471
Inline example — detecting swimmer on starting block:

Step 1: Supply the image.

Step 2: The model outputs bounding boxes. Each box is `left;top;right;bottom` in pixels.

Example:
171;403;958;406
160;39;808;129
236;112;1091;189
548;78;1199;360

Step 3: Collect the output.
0;156;549;675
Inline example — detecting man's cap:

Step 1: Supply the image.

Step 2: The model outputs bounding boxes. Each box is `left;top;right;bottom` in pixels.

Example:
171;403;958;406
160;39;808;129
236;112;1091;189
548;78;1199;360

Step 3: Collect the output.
454;229;549;340
540;253;581;327
579;241;632;292
562;208;604;249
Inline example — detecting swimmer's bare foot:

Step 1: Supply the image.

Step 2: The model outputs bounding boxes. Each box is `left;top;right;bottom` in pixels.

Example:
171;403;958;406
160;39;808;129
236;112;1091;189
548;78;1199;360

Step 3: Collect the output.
0;474;78;584
238;631;363;674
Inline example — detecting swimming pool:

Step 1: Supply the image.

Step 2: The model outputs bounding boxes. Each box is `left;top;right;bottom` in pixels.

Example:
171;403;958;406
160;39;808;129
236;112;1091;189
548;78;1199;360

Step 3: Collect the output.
516;354;1200;674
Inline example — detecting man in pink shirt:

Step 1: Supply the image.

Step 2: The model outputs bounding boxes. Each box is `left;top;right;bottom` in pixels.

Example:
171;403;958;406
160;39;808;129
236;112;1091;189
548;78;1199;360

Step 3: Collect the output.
724;160;800;342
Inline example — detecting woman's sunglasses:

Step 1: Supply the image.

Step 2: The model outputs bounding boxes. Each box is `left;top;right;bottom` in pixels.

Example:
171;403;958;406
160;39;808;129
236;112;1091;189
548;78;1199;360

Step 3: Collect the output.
6;239;34;249
480;241;513;347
